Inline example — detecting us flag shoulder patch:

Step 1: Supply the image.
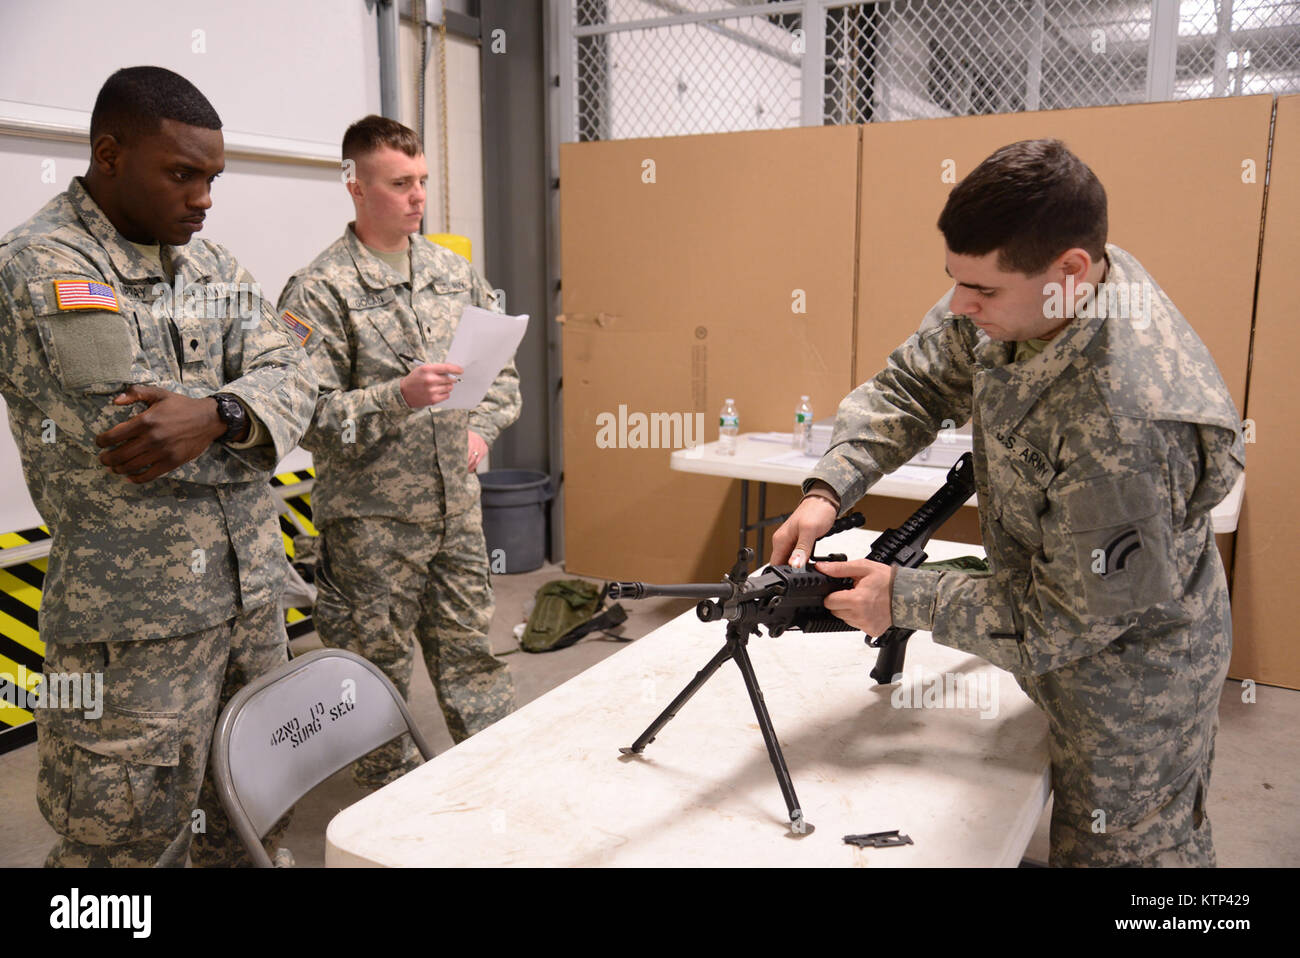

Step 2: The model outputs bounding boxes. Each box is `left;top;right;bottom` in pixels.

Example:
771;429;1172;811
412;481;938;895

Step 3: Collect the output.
54;280;119;312
281;309;312;346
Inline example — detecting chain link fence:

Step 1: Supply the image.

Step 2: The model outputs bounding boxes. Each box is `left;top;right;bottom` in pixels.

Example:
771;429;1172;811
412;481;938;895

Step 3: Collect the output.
1176;0;1300;97
563;0;1300;140
574;1;803;139
823;0;1154;123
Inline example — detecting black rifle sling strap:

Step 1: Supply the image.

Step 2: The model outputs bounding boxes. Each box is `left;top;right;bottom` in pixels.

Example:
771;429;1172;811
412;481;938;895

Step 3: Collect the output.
550;585;630;651
551;603;629;650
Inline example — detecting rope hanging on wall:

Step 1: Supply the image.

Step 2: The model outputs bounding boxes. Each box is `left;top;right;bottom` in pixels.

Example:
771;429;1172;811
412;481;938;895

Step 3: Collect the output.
438;14;451;234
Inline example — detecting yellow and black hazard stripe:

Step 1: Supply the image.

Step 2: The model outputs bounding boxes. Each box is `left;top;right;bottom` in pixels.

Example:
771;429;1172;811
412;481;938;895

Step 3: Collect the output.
273;470;319;558
271;468;319;642
271;467;315;491
285;607;313;641
1;469;324;753
0;526;49;753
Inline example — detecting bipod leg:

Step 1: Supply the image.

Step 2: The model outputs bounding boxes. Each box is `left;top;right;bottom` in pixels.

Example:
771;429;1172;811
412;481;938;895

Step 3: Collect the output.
730;633;813;836
621;640;734;755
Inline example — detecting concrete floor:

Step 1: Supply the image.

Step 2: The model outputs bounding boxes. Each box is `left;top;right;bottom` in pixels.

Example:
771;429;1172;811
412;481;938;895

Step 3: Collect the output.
1;561;1297;867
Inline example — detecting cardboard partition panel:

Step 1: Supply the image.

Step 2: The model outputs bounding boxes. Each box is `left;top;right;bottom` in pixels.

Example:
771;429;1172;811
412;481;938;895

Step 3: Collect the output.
1230;95;1300;691
560;126;860;581
854;95;1272;417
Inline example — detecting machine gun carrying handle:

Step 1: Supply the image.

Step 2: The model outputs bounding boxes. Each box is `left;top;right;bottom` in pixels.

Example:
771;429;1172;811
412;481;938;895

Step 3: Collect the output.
821;511;865;540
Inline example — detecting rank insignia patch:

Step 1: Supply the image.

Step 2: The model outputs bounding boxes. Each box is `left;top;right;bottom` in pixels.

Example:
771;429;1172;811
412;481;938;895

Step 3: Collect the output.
281;310;313;346
53;280;119;312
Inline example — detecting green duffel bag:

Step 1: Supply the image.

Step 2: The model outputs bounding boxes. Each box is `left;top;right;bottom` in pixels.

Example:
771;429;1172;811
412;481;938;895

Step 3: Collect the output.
520;579;629;653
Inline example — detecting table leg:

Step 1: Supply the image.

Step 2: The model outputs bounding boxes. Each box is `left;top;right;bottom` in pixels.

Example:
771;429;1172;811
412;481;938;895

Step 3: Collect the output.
739;479;749;556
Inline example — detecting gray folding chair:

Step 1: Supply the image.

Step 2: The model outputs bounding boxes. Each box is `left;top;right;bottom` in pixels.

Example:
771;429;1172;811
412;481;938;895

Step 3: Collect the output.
212;648;434;867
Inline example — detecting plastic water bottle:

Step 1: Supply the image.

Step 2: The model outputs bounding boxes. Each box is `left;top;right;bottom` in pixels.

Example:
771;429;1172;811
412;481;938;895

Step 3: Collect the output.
719;398;739;455
793;395;814;452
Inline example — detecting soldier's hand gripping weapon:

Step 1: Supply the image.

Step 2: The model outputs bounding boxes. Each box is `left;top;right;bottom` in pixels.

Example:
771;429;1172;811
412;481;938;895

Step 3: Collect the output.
609;453;976;834
860;452;976;683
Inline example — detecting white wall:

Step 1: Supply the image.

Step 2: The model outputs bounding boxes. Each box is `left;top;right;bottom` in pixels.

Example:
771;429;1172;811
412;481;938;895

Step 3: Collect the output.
409;24;489;270
437;34;489;269
0;0;379;155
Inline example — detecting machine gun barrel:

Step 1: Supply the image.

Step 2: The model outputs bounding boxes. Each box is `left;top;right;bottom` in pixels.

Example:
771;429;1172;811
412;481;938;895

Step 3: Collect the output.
607;581;733;601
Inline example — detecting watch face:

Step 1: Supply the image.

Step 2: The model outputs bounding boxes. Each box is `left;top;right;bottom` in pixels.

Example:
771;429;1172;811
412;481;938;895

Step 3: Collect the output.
216;394;245;441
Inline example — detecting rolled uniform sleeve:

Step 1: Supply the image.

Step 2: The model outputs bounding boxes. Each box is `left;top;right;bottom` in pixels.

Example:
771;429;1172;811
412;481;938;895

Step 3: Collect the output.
226;400;269;449
805;304;975;515
278;277;413;462
466;271;521;447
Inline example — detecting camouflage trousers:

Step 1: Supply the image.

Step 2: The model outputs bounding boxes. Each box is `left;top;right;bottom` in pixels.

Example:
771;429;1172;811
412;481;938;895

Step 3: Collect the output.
1024;590;1232;867
313;509;515;786
36;601;290;867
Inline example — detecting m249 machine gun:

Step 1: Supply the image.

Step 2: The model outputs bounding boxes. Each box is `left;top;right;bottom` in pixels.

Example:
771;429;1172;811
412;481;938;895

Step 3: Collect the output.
609;453;976;834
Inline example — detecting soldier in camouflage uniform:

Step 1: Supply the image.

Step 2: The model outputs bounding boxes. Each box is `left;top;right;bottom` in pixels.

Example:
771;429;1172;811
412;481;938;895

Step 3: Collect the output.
773;140;1243;867
278;116;519;786
0;68;317;866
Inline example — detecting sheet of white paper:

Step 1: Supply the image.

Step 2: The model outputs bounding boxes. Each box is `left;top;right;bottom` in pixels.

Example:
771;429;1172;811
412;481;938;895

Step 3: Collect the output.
887;463;954;483
753;452;947;485
760;449;822;467
439;306;529;410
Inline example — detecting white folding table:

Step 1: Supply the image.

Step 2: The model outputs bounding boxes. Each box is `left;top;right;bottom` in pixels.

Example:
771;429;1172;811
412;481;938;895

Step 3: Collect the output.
326;528;1052;867
671;433;1244;559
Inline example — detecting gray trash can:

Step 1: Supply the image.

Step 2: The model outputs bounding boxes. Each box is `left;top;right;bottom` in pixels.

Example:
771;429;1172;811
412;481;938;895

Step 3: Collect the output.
479;470;554;574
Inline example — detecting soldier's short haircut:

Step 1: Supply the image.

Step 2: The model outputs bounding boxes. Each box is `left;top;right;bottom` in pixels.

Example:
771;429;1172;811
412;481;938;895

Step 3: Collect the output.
89;66;222;146
342;115;423;162
937;139;1108;276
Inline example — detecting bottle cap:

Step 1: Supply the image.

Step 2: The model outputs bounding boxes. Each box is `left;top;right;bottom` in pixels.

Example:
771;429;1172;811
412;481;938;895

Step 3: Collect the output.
800;395;809;401
725;398;734;404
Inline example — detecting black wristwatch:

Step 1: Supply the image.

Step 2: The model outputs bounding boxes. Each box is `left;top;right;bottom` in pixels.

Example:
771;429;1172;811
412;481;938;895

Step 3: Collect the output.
212;393;248;444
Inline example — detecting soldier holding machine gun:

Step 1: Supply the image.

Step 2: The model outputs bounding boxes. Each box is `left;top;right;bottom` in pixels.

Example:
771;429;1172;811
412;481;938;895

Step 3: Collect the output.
771;140;1244;868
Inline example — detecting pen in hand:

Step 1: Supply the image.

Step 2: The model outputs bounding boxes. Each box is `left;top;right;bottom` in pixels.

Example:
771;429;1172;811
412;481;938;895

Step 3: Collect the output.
400;353;462;382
